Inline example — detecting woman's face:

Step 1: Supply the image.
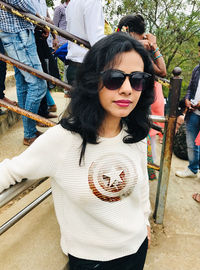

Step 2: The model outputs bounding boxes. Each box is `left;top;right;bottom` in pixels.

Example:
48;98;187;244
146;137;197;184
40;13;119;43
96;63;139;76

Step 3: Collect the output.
99;50;144;122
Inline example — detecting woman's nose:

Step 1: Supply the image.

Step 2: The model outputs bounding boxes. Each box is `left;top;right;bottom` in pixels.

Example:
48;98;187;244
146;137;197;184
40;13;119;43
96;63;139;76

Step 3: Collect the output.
118;77;132;95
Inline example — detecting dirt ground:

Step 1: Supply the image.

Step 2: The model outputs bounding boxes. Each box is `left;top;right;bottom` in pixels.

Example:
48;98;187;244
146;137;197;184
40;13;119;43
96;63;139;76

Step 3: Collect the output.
0;89;200;269
144;140;200;270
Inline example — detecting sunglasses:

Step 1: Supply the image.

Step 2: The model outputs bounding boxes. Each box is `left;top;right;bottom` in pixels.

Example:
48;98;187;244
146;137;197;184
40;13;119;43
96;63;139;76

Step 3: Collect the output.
100;69;152;91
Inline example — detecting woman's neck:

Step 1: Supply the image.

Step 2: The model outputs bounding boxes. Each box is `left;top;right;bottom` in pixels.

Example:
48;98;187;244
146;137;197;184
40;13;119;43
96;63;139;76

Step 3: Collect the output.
99;117;121;138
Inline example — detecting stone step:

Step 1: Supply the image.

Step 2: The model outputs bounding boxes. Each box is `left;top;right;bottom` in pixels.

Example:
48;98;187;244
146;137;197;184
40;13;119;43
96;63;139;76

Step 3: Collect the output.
0;110;21;136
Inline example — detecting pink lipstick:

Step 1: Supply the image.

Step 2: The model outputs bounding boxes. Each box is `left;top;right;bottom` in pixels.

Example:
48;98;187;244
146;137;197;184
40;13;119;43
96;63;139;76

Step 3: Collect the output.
114;100;132;107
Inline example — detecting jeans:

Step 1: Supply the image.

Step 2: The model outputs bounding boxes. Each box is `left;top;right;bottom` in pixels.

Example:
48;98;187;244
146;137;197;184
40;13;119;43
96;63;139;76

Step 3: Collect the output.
46;89;55;106
0;30;47;138
0;38;6;99
185;112;200;173
67;238;148;270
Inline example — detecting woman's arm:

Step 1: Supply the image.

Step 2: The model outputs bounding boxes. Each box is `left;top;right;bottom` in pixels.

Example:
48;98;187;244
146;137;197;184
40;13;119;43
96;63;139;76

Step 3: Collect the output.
0;125;66;193
144;33;167;77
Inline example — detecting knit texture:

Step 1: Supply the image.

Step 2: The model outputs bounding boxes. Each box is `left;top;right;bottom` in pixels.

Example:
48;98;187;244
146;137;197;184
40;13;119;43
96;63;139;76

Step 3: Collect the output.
0;125;151;261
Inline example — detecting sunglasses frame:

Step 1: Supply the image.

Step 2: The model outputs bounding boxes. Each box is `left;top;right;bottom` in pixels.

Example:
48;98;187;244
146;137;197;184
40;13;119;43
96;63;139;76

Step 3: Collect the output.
100;69;152;91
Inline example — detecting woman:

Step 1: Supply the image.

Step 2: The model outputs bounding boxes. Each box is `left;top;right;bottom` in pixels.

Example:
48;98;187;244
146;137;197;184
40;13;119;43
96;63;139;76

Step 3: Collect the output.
0;33;155;270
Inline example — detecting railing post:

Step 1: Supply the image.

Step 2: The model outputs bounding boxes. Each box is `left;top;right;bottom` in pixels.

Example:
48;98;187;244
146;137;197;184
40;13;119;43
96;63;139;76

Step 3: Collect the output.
153;67;182;224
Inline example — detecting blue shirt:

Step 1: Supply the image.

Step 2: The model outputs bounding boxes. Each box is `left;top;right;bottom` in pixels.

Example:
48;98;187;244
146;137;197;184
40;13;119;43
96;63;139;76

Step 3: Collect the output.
0;0;36;33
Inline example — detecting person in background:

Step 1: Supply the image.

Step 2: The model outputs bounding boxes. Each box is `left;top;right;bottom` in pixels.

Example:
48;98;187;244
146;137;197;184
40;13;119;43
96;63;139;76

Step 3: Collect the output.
53;0;70;47
175;42;200;178
0;32;155;270
0;0;47;146
192;132;200;202
33;0;59;116
117;14;166;180
65;0;105;87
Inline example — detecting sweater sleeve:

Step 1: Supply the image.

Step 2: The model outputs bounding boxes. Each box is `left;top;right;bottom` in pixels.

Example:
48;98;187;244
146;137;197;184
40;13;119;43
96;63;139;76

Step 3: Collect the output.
0;125;69;193
138;139;151;226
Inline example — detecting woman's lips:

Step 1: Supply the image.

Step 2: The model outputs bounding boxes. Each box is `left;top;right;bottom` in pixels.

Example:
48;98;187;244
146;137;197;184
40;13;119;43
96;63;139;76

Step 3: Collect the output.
114;100;132;107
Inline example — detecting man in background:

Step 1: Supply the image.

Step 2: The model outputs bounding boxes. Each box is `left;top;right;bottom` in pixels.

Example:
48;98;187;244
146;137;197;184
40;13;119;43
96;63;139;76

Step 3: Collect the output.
175;42;200;178
0;0;47;146
53;0;70;47
65;0;105;86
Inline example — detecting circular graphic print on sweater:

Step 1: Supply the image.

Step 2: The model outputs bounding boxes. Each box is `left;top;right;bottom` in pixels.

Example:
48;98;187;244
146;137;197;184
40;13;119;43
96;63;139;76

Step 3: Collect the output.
88;153;138;202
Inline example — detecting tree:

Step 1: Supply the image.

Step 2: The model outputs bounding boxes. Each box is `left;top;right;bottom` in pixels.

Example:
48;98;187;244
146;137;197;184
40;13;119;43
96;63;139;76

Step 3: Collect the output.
46;0;54;7
104;0;200;93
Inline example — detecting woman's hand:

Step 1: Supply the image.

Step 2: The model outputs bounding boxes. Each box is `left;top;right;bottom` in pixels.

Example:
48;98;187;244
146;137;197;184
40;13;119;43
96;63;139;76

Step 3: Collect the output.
139;39;152;50
147;225;151;248
143;33;157;51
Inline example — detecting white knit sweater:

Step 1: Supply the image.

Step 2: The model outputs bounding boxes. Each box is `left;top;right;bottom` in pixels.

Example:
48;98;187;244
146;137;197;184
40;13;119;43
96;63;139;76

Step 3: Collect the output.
0;125;151;261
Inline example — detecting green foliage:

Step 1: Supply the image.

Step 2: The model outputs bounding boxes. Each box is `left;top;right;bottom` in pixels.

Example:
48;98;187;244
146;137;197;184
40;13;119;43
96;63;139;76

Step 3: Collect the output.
46;0;54;7
104;0;200;89
52;58;65;92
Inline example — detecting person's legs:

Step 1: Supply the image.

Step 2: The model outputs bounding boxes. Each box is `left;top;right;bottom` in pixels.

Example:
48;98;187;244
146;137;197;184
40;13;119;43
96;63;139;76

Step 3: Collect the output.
150;135;157;163
46;89;55;107
46;89;57;112
66;64;79;86
186;113;200;174
34;35;57;117
0;30;47;138
0;39;6;100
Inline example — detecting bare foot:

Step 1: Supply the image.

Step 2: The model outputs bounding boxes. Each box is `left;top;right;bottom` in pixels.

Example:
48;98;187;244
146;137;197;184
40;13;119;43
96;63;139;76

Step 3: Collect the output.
192;193;200;203
2;97;18;106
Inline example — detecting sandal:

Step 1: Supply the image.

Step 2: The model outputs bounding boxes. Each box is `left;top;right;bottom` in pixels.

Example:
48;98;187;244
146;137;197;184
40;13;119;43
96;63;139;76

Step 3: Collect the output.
192;193;200;203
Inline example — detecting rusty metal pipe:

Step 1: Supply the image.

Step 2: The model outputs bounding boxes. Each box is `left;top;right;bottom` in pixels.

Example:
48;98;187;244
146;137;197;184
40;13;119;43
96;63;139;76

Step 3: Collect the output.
0;0;90;49
0;99;56;127
0;53;71;91
155;75;170;88
153;67;182;224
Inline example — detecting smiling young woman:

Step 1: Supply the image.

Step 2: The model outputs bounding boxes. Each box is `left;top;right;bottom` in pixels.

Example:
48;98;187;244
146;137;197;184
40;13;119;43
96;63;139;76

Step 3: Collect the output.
0;33;155;270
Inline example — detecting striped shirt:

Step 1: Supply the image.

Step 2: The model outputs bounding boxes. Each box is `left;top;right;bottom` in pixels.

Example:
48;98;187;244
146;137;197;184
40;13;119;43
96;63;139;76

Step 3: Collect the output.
0;0;36;33
53;3;68;46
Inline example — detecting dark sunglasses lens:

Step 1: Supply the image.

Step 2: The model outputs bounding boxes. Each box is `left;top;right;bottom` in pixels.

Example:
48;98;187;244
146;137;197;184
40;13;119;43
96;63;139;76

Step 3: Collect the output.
130;77;143;91
103;71;125;90
130;73;150;91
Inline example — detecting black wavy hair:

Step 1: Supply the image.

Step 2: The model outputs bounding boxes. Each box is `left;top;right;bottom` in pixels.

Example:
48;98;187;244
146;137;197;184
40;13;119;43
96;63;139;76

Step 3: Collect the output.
118;14;145;35
60;32;155;165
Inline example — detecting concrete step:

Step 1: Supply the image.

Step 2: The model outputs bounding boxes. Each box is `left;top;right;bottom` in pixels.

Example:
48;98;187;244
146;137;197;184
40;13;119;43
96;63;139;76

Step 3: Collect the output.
5;70;15;88
0;109;21;136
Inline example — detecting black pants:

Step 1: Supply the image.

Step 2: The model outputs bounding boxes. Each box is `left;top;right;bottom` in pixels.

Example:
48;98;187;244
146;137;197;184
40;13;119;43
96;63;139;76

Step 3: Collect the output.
67;237;148;270
66;61;81;86
0;39;6;99
34;30;60;117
